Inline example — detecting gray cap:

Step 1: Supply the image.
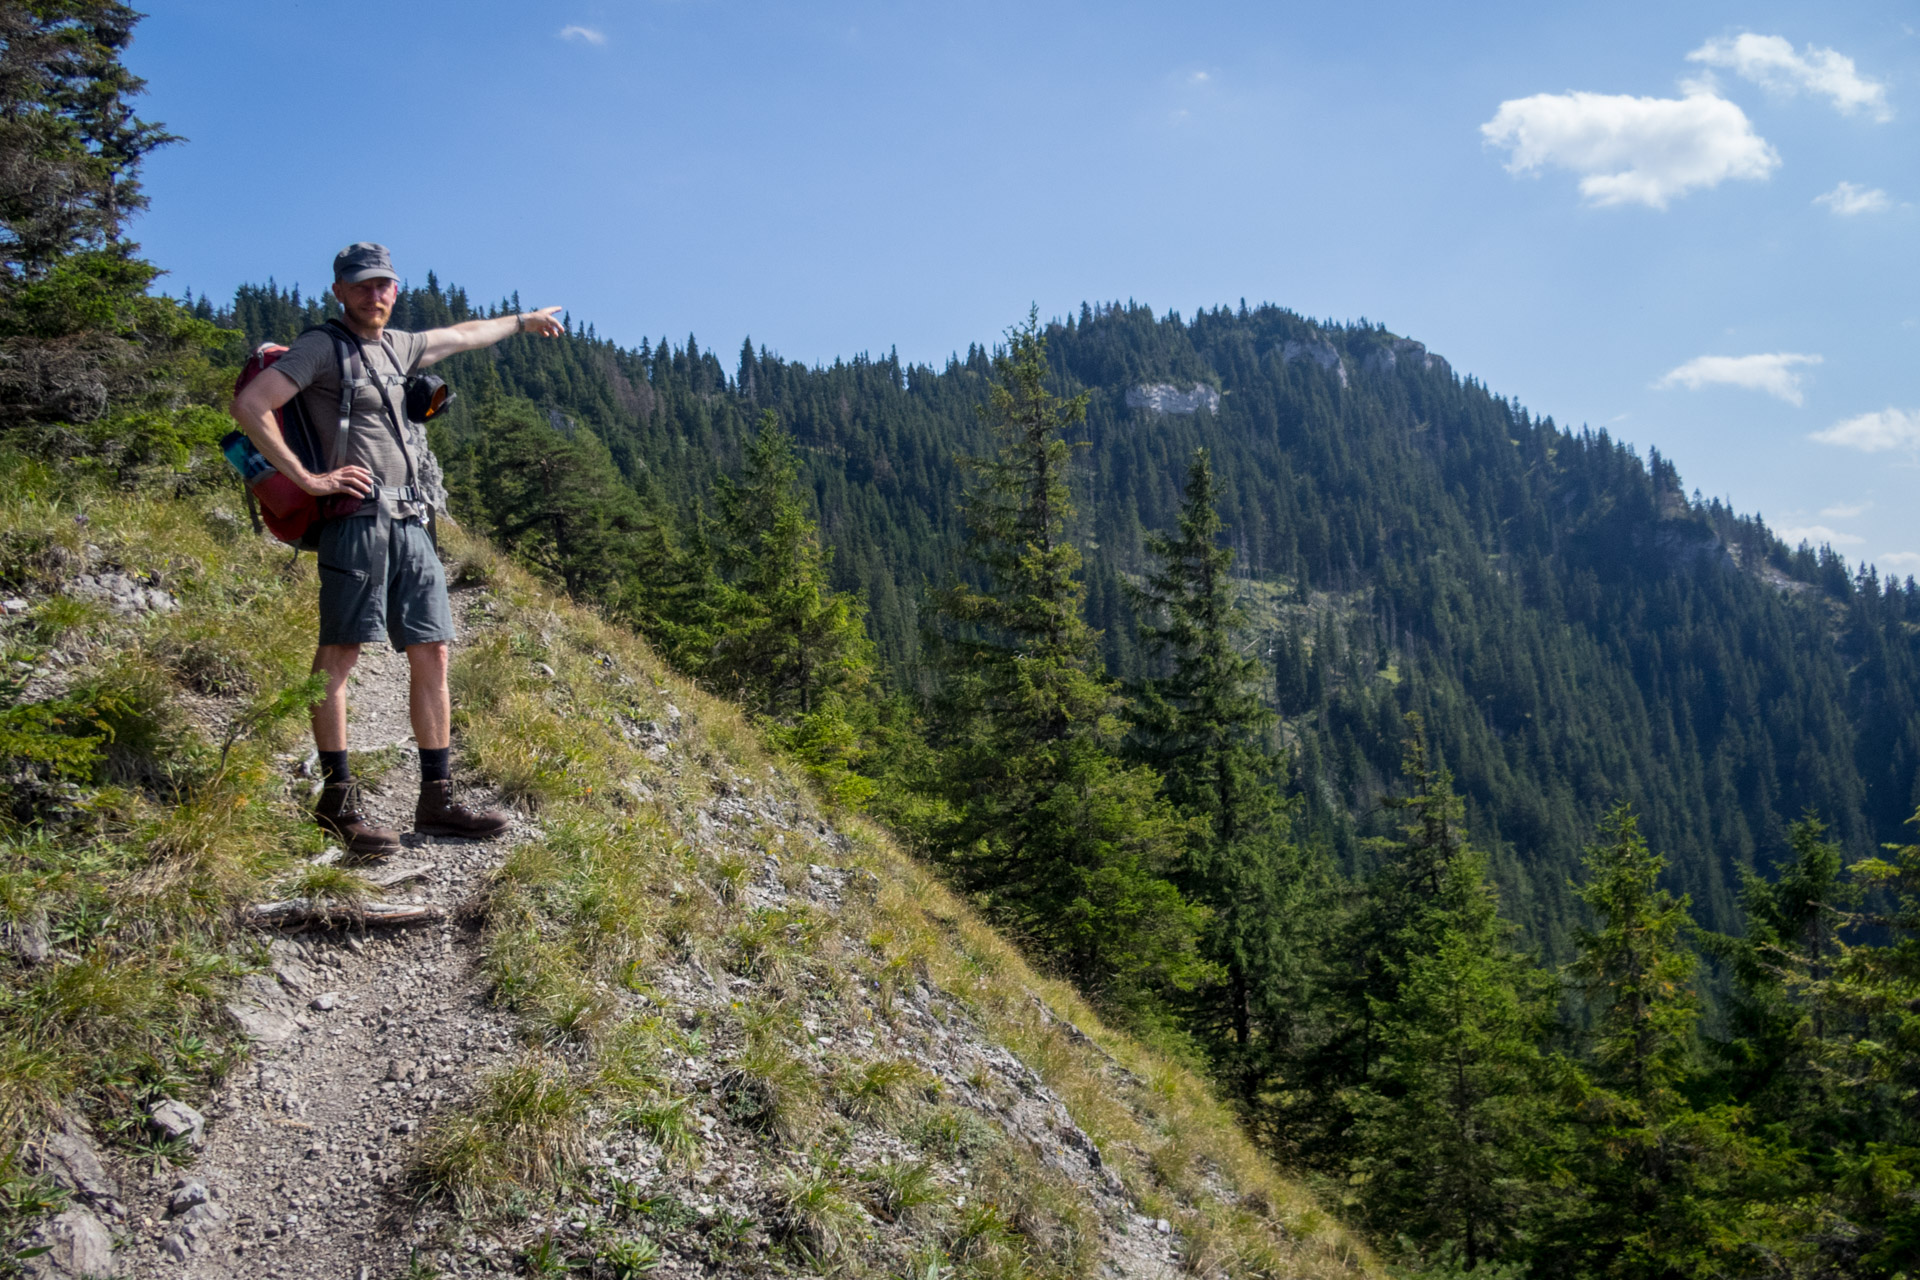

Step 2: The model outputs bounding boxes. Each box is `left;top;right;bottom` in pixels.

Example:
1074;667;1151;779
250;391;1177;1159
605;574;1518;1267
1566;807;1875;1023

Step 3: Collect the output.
333;242;398;284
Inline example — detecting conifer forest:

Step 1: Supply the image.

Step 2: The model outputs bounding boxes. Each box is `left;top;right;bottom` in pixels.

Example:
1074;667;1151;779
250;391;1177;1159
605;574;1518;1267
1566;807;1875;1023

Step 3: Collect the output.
6;4;1920;1275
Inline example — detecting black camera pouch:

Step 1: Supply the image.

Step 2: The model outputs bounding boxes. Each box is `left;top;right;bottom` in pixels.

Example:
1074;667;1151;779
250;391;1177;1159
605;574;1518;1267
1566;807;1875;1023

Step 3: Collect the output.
404;373;456;425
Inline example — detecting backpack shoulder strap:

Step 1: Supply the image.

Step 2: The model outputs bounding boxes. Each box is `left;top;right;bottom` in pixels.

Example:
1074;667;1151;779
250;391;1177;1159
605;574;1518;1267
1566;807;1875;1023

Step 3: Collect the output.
321;321;420;493
319;320;363;472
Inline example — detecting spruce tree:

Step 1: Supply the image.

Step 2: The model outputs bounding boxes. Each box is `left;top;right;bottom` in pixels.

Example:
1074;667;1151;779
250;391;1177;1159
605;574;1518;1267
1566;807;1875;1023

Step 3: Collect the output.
1547;805;1790;1279
1340;724;1559;1268
1709;815;1858;1148
470;397;652;601
710;410;878;806
1820;812;1920;1275
1133;448;1321;1079
932;311;1205;1011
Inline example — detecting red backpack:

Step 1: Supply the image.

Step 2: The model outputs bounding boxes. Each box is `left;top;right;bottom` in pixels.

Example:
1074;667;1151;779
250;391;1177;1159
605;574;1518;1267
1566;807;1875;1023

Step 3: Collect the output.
222;342;329;546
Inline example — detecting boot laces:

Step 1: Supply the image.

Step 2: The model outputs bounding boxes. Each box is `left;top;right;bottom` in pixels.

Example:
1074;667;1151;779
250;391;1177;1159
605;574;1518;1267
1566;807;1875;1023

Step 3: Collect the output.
323;779;372;822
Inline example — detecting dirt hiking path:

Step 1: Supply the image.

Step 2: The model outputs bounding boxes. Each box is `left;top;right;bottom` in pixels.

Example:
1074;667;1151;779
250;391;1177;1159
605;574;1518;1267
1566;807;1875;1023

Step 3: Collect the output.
119;597;533;1278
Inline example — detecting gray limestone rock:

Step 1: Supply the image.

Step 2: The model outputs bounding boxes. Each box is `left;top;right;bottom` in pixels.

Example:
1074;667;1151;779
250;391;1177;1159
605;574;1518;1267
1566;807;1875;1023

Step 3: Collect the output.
226;972;300;1043
4;913;50;963
166;1180;208;1216
1281;337;1348;388
1124;383;1221;416
62;572;176;615
1362;337;1450;378
147;1099;205;1147
21;1205;113;1278
36;1116;117;1213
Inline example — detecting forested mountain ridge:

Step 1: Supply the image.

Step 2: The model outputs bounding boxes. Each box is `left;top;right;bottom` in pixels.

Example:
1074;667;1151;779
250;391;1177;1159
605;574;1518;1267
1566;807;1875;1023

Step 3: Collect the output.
204;283;1920;957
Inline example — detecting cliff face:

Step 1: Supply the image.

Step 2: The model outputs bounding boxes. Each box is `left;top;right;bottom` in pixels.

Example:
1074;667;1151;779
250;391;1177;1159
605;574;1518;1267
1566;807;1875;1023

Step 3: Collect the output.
1126;383;1222;415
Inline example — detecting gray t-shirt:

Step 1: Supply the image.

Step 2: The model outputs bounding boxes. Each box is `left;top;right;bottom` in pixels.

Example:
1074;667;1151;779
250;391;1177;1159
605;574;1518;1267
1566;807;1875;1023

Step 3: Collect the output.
273;325;431;518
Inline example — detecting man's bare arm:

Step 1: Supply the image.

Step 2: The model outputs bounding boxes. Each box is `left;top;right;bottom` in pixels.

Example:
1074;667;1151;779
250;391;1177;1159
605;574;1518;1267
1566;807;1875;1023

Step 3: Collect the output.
230;368;375;498
416;306;565;368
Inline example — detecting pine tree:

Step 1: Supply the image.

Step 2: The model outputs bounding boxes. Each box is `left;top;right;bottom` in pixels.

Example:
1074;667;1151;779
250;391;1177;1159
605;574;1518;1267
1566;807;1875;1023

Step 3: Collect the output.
1546;805;1791;1279
709;410;878;806
1820;811;1920;1275
0;1;176;277
932;311;1206;1011
1338;723;1559;1267
1133;448;1320;1078
1347;853;1559;1269
469;397;652;601
1709;814;1858;1148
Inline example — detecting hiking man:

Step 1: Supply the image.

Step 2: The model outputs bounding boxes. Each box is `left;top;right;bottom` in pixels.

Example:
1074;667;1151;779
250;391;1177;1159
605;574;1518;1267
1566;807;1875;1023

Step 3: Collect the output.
230;242;564;858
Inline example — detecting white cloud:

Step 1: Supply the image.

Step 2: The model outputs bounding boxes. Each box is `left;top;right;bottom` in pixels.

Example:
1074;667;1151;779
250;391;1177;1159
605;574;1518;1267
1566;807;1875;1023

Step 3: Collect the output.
1189;70;1210;85
1811;407;1920;452
1879;551;1920;573
1655;352;1822;404
1688;33;1892;122
559;24;606;44
1776;524;1865;547
1481;89;1779;208
1821;500;1872;518
1815;181;1892;215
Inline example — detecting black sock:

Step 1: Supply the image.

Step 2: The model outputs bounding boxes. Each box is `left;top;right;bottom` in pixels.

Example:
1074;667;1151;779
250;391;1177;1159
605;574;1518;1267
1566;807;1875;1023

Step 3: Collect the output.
419;746;451;783
318;749;351;786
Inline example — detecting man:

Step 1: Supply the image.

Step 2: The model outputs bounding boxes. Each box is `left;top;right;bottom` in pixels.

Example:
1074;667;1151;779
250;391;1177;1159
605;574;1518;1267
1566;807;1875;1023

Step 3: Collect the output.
231;242;564;859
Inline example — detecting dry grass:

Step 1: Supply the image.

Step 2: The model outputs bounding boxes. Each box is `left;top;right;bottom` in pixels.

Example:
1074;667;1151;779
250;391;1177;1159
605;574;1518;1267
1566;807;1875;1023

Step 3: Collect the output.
0;455;325;1164
420;517;1380;1278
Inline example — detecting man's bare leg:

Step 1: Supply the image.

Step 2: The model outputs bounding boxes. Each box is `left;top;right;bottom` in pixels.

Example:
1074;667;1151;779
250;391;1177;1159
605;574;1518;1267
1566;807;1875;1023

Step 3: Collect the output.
405;642;451;750
310;642;400;857
409;639;508;839
312;643;362;751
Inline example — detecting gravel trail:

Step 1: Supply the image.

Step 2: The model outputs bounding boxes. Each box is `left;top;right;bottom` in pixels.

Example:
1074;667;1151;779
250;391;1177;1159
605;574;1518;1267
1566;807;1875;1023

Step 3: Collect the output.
119;601;532;1278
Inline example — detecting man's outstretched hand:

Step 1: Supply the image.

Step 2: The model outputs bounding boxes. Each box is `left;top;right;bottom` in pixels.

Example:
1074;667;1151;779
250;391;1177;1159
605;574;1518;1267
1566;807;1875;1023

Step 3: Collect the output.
518;307;565;338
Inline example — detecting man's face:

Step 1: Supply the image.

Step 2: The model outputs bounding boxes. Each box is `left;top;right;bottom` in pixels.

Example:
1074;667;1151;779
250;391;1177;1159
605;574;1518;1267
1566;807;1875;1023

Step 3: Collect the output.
332;276;398;330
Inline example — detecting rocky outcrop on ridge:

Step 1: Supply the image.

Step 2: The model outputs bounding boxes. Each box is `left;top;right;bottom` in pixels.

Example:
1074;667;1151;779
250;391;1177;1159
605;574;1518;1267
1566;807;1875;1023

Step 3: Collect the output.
1126;383;1222;415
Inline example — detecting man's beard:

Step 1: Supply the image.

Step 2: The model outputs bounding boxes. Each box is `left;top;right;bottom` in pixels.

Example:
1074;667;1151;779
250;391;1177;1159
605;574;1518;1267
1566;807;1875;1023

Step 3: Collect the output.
347;300;391;332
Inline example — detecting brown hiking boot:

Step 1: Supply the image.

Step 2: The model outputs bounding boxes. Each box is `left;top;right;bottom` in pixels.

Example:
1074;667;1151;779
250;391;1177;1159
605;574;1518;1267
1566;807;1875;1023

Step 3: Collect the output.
414;779;510;840
314;782;401;862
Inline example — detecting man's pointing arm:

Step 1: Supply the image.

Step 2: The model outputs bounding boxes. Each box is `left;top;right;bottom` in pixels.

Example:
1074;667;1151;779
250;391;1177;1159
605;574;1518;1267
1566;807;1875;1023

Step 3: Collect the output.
416;306;565;368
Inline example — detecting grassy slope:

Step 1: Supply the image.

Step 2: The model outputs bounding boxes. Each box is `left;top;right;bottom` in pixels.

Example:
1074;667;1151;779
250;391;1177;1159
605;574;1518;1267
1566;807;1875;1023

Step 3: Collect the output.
0;461;1377;1277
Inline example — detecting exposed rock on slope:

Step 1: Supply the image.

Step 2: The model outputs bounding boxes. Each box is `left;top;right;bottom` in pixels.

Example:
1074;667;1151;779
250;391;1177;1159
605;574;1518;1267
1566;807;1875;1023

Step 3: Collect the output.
1279;339;1347;388
1360;338;1449;379
1126;384;1222;416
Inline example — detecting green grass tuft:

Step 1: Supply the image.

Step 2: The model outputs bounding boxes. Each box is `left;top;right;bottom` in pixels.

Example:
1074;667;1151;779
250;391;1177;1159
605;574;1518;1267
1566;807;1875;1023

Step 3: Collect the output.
775;1163;862;1260
410;1055;588;1213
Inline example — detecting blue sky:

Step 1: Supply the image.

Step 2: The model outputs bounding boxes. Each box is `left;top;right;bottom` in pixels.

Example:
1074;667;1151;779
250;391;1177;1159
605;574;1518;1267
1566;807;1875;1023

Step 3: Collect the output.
131;2;1918;572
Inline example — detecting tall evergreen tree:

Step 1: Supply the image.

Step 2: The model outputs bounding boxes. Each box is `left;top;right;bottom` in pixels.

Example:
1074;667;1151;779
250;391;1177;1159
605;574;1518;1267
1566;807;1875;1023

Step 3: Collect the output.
468;397;654;601
0;1;175;277
1546;806;1789;1279
709;410;878;806
1332;724;1559;1268
1709;815;1858;1148
931;311;1205;1011
1133;448;1321;1078
1819;812;1920;1275
1346;852;1559;1270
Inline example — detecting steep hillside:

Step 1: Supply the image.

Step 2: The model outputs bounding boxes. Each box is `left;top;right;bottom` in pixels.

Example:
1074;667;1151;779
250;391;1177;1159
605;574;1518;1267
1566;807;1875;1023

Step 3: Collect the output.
0;462;1373;1278
207;287;1920;956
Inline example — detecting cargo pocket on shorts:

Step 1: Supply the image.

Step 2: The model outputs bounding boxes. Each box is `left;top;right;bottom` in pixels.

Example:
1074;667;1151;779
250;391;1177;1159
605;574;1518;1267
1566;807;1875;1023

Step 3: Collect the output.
316;561;374;645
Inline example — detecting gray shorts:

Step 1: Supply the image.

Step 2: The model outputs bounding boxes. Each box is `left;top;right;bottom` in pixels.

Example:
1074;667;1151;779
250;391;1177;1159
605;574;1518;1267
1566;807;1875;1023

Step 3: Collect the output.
316;510;454;651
